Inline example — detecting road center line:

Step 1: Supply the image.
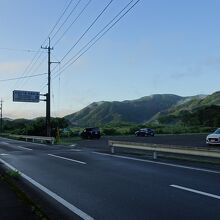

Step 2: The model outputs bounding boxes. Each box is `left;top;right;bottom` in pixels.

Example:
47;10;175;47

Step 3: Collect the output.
0;158;94;220
48;154;86;165
16;146;33;151
93;152;220;174
170;184;220;200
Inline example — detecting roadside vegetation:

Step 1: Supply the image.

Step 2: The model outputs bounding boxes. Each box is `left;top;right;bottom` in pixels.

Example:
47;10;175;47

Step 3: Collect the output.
0;117;216;142
1;92;220;140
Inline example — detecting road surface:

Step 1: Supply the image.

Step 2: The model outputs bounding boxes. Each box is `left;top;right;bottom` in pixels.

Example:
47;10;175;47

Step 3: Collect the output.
0;136;220;220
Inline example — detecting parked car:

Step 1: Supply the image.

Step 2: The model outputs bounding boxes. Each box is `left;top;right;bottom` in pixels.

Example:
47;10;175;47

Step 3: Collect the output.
80;127;101;139
135;128;155;137
206;128;220;145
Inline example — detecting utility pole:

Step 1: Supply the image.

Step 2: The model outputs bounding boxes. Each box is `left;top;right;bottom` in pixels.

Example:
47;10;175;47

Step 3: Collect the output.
0;99;2;133
41;38;59;137
41;38;53;137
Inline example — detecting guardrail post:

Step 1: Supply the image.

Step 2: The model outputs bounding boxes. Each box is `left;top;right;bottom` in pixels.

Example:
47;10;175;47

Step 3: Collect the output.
111;146;115;154
153;151;157;160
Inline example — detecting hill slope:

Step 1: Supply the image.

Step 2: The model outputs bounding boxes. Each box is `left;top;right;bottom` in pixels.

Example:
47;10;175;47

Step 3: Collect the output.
156;91;220;125
65;91;220;127
65;94;183;126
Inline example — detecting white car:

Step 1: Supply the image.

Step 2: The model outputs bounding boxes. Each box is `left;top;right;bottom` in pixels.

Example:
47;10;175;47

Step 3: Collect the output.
206;128;220;145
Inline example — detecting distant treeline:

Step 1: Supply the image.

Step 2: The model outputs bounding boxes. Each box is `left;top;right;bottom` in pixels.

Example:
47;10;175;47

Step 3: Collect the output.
2;117;68;136
2;105;219;137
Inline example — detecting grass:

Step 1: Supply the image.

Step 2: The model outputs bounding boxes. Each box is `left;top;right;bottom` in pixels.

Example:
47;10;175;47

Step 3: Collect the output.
7;170;21;179
59;136;81;145
1;168;49;220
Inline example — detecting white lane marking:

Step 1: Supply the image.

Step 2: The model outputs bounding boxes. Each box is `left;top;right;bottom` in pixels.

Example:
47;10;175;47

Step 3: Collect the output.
0;141;32;151
16;146;33;151
1;139;47;147
70;144;77;147
48;154;86;165
170;184;220;200
1;141;9;145
0;153;9;156
93;152;220;174
0;158;94;220
70;149;82;152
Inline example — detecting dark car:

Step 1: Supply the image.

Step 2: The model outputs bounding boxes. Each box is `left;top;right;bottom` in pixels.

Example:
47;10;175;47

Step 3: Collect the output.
80;127;101;139
135;128;155;137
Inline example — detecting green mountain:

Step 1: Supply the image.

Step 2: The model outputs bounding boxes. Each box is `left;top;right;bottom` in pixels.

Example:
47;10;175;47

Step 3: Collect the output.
65;94;183;126
65;91;220;127
156;91;220;125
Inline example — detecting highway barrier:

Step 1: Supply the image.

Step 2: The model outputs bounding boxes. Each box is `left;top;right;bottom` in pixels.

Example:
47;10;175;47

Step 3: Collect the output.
8;134;55;145
109;140;220;160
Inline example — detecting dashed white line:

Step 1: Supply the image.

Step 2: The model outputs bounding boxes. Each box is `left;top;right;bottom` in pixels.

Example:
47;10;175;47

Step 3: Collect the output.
48;154;86;165
0;158;94;220
16;146;33;151
170;184;220;200
70;149;82;152
0;153;9;156
93;152;220;174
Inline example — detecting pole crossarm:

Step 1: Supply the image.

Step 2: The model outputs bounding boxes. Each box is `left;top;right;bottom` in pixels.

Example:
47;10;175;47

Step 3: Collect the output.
41;38;59;137
41;38;53;137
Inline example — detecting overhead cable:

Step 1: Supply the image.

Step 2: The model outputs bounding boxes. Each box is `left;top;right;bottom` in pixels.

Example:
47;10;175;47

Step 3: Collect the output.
0;73;47;82
53;0;92;47
10;0;74;91
50;0;82;42
53;0;140;78
0;47;39;53
59;0;114;63
45;0;74;44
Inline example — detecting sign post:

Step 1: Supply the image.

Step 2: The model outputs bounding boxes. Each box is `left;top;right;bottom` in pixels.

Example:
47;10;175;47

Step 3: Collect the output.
13;90;40;103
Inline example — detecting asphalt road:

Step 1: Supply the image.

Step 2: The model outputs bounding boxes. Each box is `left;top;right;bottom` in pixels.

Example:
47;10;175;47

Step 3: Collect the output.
73;133;212;151
0;136;220;220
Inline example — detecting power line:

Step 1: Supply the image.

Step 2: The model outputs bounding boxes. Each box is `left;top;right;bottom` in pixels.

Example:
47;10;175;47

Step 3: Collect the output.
11;50;45;90
58;0;138;75
53;0;92;47
46;0;74;42
59;0;114;63
0;47;39;53
40;0;140;91
50;0;82;42
16;54;48;90
0;73;47;82
53;0;140;78
49;0;113;75
9;1;74;93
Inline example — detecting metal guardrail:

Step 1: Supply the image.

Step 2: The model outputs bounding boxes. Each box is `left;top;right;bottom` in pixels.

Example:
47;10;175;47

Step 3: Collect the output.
10;135;55;145
109;140;220;160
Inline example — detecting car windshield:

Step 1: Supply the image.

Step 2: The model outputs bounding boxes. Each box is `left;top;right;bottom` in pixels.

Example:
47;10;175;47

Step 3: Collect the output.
214;128;220;134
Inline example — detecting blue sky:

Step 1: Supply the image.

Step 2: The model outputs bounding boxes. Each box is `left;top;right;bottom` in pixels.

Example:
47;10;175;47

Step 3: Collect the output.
1;0;220;119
